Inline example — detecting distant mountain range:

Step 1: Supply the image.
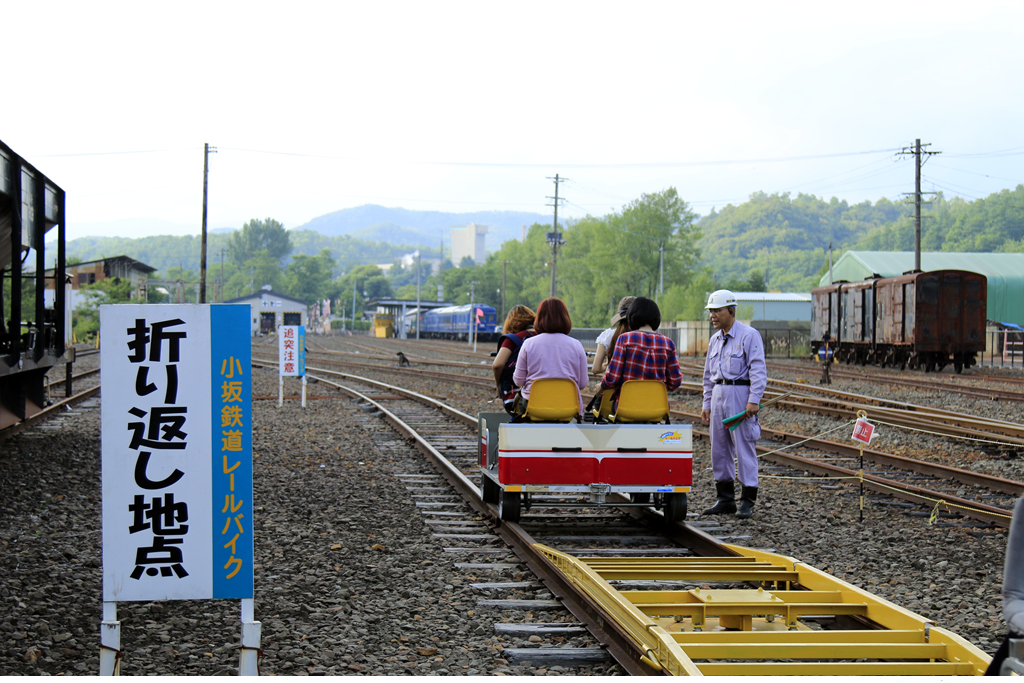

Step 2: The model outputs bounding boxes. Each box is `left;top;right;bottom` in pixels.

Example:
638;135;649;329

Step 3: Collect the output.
292;205;552;250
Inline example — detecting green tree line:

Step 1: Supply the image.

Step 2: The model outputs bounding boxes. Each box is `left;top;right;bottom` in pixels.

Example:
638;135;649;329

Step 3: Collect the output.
63;183;1024;336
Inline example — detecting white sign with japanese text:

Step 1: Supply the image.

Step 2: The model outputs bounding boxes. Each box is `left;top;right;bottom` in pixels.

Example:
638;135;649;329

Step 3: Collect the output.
278;325;305;376
101;304;253;601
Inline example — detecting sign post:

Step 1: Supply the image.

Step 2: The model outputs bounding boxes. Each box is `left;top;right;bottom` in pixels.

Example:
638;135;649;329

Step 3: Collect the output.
278;325;306;408
100;304;257;674
851;411;876;523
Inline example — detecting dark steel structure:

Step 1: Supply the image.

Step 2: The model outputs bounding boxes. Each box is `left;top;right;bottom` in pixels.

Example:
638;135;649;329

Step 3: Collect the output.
811;270;987;373
1;139;71;428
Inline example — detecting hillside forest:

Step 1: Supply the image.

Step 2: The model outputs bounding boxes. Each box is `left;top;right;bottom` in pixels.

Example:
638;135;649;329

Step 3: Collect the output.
57;183;1024;336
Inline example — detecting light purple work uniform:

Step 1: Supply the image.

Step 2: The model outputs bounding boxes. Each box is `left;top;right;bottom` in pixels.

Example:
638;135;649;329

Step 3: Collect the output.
702;321;767;487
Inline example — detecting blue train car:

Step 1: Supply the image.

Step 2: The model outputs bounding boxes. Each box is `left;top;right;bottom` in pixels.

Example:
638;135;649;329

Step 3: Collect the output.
421;303;499;341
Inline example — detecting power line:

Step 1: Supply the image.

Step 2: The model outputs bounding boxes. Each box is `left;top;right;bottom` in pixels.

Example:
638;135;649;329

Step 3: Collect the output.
220;145;903;169
943;145;1024;159
926;161;1023;185
34;147;197;157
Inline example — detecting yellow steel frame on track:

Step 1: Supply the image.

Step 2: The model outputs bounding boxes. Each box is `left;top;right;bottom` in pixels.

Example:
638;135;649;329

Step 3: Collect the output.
535;544;991;676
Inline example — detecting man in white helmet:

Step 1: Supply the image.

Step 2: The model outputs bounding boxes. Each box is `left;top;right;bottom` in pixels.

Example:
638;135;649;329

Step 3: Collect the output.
700;290;767;519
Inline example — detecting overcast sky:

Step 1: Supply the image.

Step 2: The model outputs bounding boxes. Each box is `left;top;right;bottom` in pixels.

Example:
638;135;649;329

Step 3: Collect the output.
4;0;1023;242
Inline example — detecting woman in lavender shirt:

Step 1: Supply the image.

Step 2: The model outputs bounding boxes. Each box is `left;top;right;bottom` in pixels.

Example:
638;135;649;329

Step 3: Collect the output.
512;298;590;415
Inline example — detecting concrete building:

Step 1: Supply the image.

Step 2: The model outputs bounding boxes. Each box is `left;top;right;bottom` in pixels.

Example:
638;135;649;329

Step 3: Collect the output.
451;223;487;266
820;251;1024;325
223;287;308;335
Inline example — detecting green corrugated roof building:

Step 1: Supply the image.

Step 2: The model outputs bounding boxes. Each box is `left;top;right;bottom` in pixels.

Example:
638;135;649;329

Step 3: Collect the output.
819;251;1024;325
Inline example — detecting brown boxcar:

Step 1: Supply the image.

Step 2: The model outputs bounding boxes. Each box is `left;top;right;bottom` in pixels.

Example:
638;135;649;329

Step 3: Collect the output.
811;270;987;373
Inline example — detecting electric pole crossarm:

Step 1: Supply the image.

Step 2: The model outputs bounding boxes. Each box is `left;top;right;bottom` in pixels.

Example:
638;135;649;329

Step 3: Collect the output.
896;138;941;272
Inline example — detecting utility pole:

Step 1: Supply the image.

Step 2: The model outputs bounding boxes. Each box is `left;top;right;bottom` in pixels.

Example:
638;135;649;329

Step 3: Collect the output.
546;173;566;298
352;284;358;330
219;248;226;303
501;259;507;321
657;243;664;304
199;143;217;303
897;138;940;272
416;251;421;340
468;281;477;350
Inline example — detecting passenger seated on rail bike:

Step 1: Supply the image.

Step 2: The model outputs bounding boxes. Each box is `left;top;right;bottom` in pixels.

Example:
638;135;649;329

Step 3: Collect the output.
986;494;1024;675
595;297;682;423
510;297;589;423
585;295;635;417
591;295;635;375
491;305;536;415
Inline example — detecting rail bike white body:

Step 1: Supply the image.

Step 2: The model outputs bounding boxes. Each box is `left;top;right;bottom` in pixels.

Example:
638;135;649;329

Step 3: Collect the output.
477;413;692;522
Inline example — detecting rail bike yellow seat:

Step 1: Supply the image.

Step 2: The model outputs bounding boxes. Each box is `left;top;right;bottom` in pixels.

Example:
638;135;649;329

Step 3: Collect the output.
609;380;671;424
521;378;581;423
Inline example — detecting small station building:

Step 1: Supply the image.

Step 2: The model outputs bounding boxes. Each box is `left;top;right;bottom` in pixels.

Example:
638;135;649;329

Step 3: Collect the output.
365;298;453;339
224;287;308;335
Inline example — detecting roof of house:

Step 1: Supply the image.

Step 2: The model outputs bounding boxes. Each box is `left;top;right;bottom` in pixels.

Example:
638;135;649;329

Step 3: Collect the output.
820;251;1024;287
731;292;811;303
44;255;157;274
223;289;308;306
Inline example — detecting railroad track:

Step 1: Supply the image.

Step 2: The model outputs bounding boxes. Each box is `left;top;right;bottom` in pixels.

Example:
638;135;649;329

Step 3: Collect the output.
700;359;1024;403
273;350;1024;530
307;346;1024;445
262;362;991;675
0;384;102;443
0;367;102;443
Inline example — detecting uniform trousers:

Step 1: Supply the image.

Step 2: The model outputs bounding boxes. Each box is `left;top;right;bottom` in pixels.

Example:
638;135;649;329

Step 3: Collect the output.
709;383;760;487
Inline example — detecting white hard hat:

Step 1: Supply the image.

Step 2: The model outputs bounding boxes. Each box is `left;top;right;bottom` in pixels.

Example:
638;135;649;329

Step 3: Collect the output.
705;289;738;310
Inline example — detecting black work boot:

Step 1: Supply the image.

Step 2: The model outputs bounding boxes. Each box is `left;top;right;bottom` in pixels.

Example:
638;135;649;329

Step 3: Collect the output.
736;486;758;519
702;480;736;516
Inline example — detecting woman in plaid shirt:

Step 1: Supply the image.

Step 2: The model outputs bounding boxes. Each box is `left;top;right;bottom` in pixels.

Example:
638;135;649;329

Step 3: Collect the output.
600;297;682;402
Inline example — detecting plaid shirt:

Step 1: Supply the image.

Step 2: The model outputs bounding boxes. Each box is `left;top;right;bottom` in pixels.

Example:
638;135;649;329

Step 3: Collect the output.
601;330;682;390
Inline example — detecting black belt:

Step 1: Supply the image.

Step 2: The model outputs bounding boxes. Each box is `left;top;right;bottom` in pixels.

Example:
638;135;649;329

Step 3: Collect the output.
716;378;750;386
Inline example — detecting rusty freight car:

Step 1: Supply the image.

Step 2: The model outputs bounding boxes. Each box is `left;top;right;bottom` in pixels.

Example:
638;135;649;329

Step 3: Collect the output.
811;270;987;373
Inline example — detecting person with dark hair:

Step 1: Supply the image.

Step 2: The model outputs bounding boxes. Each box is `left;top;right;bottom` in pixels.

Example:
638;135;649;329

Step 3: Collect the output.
600;297;682;403
700;289;767;520
491;305;537;412
592;296;635;374
512;298;589;414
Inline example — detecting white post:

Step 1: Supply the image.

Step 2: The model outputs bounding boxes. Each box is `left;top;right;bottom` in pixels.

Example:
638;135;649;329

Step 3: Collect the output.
99;601;121;675
301;374;307;408
278;376;283;408
239;598;262;676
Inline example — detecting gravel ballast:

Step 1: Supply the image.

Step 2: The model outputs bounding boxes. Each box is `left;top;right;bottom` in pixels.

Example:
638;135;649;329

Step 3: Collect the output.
0;337;1015;674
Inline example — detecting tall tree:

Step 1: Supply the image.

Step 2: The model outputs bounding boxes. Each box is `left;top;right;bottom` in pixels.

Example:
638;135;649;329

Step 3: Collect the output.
229;218;292;265
285;249;337;303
